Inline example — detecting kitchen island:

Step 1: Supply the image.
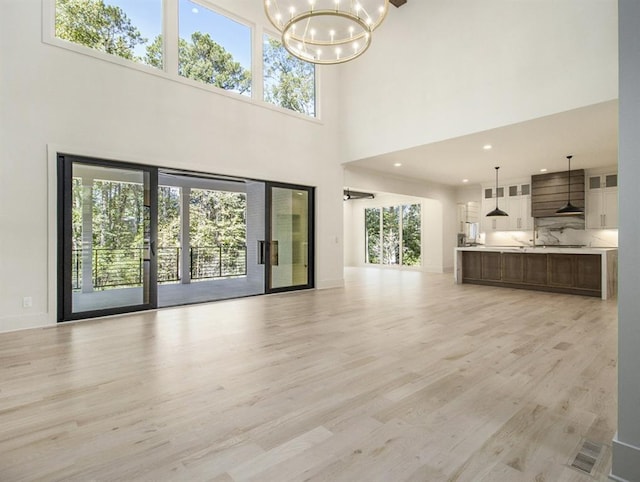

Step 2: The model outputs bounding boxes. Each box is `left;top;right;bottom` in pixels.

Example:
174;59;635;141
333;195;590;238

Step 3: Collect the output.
454;246;618;299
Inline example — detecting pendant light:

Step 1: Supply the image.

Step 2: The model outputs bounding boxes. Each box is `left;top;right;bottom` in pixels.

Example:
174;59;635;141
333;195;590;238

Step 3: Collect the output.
556;155;584;215
486;166;509;217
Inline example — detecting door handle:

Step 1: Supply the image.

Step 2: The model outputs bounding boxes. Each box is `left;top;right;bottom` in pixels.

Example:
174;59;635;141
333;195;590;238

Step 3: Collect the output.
150;240;156;256
257;240;266;264
270;240;279;266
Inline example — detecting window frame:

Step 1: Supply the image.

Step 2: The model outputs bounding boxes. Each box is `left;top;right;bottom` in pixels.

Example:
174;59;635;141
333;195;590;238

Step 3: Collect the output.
261;30;318;118
364;203;422;268
45;0;166;72
42;0;322;122
177;0;254;96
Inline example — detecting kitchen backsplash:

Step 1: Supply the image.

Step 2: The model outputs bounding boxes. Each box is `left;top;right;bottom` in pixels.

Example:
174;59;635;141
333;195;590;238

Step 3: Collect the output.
482;217;618;247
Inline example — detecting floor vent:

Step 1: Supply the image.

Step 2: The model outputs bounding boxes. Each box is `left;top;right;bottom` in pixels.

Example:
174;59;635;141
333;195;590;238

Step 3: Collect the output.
571;439;602;474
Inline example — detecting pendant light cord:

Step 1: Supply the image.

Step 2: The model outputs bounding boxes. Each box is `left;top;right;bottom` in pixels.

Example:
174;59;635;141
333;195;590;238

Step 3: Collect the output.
495;166;499;209
566;155;572;204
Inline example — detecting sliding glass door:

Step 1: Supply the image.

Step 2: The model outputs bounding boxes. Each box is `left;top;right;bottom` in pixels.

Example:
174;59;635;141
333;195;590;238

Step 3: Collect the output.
154;173;266;307
266;183;314;293
58;155;157;320
58;156;314;321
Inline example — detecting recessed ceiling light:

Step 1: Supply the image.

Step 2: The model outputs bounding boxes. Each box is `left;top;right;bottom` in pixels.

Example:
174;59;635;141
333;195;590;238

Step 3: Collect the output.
393;162;402;167
540;168;548;172
483;144;492;150
462;179;469;183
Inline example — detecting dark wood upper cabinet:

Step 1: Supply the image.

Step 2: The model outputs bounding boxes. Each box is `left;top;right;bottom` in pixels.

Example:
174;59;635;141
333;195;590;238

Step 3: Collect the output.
531;169;585;217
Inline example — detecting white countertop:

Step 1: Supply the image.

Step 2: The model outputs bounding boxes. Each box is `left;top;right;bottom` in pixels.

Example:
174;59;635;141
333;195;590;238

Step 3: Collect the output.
455;246;618;255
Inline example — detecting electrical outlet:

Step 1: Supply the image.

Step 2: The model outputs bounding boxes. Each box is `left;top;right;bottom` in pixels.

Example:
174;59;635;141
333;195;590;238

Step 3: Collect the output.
22;296;32;308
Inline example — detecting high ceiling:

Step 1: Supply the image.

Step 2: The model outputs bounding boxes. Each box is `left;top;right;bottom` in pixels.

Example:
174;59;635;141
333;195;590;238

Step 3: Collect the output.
344;100;618;187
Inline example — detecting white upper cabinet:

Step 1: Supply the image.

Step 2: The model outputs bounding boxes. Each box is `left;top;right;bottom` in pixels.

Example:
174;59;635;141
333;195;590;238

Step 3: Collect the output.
481;180;532;232
482;186;509;231
586;173;618;229
506;183;532;230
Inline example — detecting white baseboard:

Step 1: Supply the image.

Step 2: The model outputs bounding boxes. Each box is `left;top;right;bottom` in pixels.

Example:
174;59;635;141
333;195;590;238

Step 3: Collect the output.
316;278;345;289
611;435;640;481
0;312;54;333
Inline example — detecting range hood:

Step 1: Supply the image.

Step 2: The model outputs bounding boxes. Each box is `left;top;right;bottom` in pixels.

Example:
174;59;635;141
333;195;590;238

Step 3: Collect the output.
531;169;585;218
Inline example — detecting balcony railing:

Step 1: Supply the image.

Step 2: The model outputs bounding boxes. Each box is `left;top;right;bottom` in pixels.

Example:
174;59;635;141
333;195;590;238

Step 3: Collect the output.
72;245;247;290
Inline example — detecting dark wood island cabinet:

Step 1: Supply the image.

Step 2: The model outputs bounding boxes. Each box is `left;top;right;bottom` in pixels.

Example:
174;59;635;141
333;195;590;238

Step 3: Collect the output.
455;247;617;299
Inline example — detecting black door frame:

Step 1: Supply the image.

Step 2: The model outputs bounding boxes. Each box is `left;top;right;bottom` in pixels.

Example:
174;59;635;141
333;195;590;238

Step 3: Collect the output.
58;156;315;321
57;154;158;321
264;182;315;294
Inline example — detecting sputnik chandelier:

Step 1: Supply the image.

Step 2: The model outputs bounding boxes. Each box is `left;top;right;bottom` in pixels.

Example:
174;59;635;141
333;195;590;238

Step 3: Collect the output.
264;0;390;65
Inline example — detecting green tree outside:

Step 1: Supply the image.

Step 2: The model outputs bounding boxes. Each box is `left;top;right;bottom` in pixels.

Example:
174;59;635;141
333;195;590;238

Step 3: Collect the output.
179;33;251;94
383;206;400;265
402;204;421;266
365;205;421;266
365;208;381;264
55;1;314;113
263;36;315;116
55;0;148;62
146;34;252;94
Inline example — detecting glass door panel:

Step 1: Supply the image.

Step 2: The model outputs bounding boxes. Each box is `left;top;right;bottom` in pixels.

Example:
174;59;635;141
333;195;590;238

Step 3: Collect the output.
267;184;314;292
155;173;265;307
59;156;157;320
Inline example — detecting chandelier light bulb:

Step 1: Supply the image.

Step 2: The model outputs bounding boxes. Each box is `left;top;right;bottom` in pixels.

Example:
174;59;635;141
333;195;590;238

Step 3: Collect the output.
264;0;390;65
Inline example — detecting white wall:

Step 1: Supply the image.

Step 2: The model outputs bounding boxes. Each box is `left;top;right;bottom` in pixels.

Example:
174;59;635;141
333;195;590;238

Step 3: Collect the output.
456;185;482;205
344;166;457;270
613;1;640;479
343;193;443;272
339;0;618;162
0;0;344;332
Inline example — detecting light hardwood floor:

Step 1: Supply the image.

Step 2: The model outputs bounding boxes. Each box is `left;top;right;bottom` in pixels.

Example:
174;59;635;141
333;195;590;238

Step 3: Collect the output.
0;268;617;481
